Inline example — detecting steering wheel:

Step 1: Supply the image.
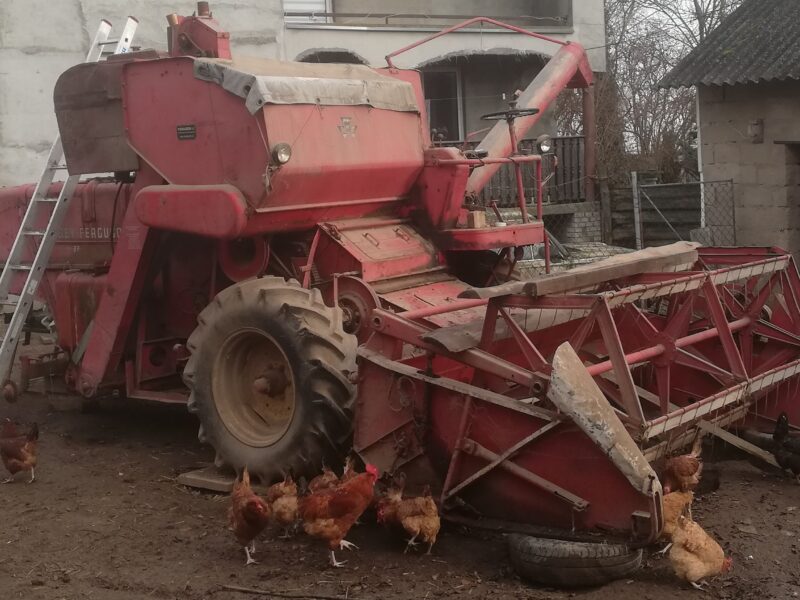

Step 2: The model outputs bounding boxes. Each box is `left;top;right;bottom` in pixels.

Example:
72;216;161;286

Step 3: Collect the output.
480;107;540;121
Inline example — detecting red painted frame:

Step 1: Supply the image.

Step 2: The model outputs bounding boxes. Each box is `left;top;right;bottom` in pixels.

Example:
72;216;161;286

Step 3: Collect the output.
354;247;800;543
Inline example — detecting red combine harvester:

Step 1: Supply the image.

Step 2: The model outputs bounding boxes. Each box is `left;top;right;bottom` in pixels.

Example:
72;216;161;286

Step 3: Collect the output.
1;4;799;579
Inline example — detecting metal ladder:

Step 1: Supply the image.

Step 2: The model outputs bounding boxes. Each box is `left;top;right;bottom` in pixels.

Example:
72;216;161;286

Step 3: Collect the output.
0;17;139;388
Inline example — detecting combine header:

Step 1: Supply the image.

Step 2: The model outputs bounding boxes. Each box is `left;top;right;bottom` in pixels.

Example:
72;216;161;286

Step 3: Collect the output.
1;3;798;574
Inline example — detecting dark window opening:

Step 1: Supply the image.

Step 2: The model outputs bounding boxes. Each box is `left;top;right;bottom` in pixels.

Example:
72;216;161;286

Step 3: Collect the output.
423;69;463;142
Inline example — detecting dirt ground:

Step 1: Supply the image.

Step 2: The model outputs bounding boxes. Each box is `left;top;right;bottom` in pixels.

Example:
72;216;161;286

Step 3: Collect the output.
1;392;799;600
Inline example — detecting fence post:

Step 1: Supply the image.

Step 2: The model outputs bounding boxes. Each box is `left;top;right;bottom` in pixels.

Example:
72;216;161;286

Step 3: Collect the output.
582;86;597;204
598;170;612;244
631;171;643;249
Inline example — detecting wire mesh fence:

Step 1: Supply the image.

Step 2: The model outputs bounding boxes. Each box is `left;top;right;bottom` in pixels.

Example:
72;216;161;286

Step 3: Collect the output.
634;179;736;248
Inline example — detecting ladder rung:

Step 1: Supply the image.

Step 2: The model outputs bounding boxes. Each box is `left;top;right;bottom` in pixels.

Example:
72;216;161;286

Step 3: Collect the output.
98;39;123;45
12;265;33;271
49;165;69;171
23;230;46;236
35;198;59;203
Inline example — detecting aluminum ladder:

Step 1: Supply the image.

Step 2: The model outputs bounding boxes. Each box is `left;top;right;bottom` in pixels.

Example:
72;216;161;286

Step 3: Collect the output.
0;17;139;389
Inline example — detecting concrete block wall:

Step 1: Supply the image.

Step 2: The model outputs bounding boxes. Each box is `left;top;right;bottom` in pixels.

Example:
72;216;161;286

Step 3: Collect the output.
698;80;800;255
0;0;283;187
545;201;602;245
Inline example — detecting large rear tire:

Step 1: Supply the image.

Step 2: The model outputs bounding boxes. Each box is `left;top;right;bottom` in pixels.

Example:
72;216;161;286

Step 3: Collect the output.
183;277;357;482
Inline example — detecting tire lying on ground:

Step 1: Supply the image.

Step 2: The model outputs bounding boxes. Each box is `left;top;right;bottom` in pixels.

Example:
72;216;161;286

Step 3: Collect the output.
507;534;643;588
183;277;357;483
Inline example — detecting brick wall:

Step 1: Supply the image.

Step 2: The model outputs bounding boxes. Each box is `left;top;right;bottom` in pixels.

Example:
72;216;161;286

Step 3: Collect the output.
544;201;603;245
698;80;800;256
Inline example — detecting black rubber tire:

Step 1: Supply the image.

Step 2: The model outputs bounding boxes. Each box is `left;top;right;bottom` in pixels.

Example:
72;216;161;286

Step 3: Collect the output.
183;277;357;482
507;534;643;588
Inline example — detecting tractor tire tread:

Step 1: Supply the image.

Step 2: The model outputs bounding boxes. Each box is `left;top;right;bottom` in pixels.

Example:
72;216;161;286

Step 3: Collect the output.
183;276;357;483
508;534;643;588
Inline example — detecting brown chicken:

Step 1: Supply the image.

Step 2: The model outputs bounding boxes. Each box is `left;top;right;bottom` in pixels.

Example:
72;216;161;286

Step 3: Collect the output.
265;474;299;538
0;418;38;484
376;481;440;554
229;467;271;565
661;491;694;539
308;464;339;493
654;490;694;556
669;516;732;589
662;436;703;494
298;463;379;567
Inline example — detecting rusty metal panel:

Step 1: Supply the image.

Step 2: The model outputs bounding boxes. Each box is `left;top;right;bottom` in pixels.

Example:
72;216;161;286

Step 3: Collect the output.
54;57;156;175
379;279;479;327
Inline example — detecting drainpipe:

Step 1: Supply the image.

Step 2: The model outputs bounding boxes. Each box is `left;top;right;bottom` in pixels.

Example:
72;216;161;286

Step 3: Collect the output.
582;84;597;204
695;88;706;227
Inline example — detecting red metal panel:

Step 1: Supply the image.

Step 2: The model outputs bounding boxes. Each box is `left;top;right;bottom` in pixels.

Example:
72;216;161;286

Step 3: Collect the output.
414;147;470;230
53;272;107;351
262;104;424;210
76;167;164;396
135;184;248;239
315;220;440;283
122;57;270;207
436;222;545;251
0;181;131;310
122;57;425;220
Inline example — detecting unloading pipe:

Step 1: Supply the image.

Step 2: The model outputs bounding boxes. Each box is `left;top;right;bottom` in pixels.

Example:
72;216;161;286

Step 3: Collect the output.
465;43;593;197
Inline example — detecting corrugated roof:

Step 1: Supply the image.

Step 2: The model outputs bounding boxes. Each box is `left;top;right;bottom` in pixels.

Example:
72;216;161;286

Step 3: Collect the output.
660;0;800;88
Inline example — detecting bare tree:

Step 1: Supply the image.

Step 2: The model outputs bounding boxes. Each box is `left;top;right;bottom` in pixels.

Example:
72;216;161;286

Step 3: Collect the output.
635;0;743;48
554;0;741;183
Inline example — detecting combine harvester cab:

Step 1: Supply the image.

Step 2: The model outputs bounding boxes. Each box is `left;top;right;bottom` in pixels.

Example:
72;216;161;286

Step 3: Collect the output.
1;3;799;580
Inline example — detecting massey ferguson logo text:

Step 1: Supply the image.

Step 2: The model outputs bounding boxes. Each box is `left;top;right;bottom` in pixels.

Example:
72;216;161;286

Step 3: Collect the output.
57;227;123;240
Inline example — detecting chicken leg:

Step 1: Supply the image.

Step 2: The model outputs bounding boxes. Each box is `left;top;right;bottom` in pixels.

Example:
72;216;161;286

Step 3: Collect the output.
244;540;258;566
654;542;673;558
329;550;347;568
1;476;13;484
328;540;358;568
28;467;35;484
690;581;708;590
404;534;419;554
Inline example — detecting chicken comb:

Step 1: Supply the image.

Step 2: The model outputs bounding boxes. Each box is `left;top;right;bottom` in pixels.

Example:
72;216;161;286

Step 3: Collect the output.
365;463;379;477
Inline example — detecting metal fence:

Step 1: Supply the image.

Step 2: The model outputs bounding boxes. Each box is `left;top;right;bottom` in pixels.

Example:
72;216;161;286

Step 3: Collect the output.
528;178;737;277
452;136;586;207
479;137;586;207
632;178;736;249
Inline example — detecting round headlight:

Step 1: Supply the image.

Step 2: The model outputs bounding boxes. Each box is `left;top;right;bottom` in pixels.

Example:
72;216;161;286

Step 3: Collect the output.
536;134;553;154
272;143;292;165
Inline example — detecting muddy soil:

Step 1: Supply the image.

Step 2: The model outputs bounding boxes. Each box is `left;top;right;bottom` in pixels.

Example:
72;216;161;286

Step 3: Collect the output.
0;392;798;600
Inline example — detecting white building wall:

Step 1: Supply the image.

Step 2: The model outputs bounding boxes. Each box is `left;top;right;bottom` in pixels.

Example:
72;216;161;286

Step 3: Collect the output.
282;2;606;70
0;1;284;186
0;0;604;186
